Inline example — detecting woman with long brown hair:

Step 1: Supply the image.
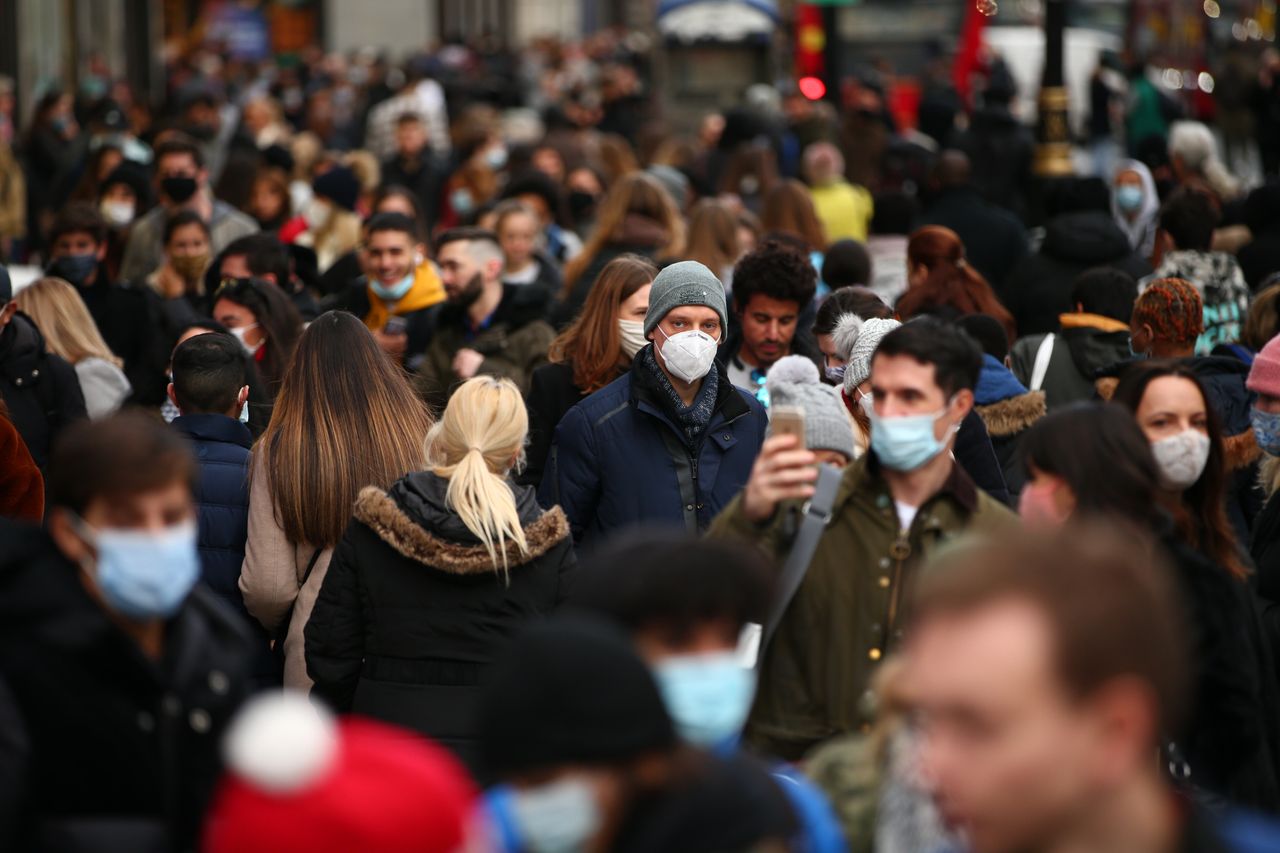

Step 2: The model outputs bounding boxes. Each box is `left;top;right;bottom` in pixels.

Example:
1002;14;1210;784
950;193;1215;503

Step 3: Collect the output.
554;173;683;327
211;276;303;397
521;255;657;488
760;178;827;254
896;225;1017;345
239;311;434;689
685;199;741;290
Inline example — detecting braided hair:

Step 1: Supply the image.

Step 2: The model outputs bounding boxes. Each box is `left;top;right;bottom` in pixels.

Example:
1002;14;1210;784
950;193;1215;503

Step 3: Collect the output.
1132;278;1203;349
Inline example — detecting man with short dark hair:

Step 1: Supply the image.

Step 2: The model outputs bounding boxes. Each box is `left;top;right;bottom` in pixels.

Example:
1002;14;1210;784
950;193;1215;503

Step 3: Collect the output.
216;232;319;320
720;240;820;408
119;134;258;283
169;333;254;621
328;212;444;365
711;318;1013;759
381;113;442;231
904;524;1280;853
0;411;254;849
412;228;555;412
1144;186;1252;353
1010;266;1138;412
0;264;86;469
46;202;168;404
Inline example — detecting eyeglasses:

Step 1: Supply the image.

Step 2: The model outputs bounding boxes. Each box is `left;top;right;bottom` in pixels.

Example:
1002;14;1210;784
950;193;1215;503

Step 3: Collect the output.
213;277;262;300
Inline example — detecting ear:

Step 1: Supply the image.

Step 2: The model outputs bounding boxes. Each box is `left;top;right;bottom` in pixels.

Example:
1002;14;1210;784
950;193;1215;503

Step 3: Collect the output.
238;385;250;406
485;257;503;280
166;382;179;411
94;241;108;262
0;301;17;325
48;507;93;570
952;388;975;419
260;272;278;286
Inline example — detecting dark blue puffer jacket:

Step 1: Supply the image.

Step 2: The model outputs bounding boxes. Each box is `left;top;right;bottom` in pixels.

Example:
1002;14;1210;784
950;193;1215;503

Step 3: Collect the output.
539;355;767;551
171;414;252;616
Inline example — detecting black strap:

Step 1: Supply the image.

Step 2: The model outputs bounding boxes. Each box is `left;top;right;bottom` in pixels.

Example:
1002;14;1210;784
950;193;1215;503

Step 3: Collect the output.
760;464;842;658
273;547;324;652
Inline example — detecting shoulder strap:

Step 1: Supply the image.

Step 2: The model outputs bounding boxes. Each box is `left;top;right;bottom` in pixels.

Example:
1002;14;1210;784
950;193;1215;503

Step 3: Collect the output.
1029;333;1056;392
757;464;843;665
299;547;323;587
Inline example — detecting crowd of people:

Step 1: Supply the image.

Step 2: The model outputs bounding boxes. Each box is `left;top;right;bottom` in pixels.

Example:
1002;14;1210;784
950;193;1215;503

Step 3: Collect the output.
4;30;1280;853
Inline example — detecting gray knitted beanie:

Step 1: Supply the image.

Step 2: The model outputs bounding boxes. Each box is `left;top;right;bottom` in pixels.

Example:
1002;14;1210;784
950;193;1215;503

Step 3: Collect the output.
766;356;856;459
833;314;902;395
644;261;729;337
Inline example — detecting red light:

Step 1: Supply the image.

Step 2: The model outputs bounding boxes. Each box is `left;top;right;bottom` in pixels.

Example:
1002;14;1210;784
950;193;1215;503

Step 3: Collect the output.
798;76;826;100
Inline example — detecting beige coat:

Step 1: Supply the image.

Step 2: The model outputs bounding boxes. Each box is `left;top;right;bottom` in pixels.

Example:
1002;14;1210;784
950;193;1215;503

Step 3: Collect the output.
239;454;333;690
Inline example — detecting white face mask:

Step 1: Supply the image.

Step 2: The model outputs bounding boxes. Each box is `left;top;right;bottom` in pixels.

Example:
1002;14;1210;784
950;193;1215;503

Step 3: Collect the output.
618;319;648;360
1151;430;1211;491
657;326;719;384
230;324;261;355
100;199;135;227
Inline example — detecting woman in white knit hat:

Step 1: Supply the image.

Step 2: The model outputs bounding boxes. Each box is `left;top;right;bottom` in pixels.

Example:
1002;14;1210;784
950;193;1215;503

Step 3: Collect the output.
832;314;902;456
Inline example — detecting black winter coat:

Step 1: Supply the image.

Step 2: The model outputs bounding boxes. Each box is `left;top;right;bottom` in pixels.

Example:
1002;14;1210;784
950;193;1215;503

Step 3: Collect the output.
0;519;255;852
306;472;575;775
1161;526;1280;813
1238;223;1280;292
521;360;590;489
919;186;1029;291
0;313;86;469
77;267;169;405
1250;480;1280;661
1001;212;1152;336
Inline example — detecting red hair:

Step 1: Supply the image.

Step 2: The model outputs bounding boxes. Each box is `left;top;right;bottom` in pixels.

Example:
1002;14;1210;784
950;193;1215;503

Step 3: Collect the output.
896;225;1017;344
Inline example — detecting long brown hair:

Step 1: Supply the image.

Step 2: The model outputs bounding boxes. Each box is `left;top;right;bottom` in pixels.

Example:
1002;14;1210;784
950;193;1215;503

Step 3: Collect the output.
255;311;434;548
896;225;1017;344
1111;361;1248;581
761;179;827;251
211;277;303;395
549;254;657;394
685;199;740;276
563;173;684;292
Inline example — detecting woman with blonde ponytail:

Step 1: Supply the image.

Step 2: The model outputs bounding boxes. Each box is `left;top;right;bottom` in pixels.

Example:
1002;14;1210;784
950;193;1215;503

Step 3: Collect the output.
305;376;575;773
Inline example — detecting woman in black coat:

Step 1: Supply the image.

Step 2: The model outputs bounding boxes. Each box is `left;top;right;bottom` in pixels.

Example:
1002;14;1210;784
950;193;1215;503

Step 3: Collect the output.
520;254;657;488
1021;403;1280;814
305;376;575;775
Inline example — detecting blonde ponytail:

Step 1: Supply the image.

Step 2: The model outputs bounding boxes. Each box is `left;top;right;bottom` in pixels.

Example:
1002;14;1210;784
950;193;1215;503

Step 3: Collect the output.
427;377;530;573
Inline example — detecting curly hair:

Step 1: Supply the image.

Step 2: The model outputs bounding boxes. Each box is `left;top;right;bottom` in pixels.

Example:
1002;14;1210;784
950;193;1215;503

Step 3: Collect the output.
731;239;817;314
1132;278;1203;348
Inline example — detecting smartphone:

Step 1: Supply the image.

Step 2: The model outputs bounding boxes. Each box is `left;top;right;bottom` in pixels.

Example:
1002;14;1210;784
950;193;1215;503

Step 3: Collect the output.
770;406;807;448
382;316;408;336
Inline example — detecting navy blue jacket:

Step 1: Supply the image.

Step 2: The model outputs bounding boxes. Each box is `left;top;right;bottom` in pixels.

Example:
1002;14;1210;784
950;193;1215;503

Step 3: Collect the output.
539;354;768;550
171;414;252;616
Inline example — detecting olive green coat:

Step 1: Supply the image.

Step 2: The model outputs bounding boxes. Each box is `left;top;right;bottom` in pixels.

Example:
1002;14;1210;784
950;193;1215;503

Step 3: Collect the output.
708;453;1014;760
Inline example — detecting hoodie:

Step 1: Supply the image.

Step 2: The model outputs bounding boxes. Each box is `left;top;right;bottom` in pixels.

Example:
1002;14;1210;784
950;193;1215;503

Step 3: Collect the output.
1111;158;1160;260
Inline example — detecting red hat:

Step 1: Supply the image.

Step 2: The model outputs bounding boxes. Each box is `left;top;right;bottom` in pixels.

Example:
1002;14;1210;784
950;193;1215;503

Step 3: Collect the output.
1249;335;1280;399
204;694;478;853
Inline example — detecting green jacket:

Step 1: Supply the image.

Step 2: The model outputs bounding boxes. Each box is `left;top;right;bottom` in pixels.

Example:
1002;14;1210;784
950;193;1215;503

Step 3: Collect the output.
412;284;556;414
708;453;1014;760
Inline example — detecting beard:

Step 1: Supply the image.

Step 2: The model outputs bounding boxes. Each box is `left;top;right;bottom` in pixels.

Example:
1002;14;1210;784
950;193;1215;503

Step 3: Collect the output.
446;271;485;307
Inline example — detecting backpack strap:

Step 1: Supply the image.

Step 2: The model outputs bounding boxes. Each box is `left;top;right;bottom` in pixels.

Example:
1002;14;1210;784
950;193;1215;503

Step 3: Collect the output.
1029;333;1056;392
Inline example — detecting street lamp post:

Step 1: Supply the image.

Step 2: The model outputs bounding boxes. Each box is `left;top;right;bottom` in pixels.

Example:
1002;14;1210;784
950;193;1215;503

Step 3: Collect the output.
1034;0;1074;176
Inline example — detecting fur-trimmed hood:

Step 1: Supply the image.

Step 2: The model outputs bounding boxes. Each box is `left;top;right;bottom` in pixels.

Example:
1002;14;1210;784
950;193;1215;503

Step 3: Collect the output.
975;391;1046;438
353;474;570;574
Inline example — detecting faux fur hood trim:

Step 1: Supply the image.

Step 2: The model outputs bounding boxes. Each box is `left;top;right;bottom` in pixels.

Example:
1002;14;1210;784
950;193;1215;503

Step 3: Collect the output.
353;486;570;574
1224;429;1262;473
1095;377;1118;401
975;391;1047;437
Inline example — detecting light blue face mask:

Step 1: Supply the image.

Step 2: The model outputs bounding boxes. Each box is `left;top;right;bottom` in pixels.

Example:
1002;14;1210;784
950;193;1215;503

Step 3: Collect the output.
1115;184;1144;213
1253;407;1280;457
71;515;200;620
370;271;414;301
451;187;475;216
869;402;956;472
654;651;757;748
509;777;601;853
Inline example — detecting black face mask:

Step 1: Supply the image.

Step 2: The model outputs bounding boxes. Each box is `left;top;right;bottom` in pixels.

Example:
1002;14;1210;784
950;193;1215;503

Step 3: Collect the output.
162;176;199;204
567;190;597;221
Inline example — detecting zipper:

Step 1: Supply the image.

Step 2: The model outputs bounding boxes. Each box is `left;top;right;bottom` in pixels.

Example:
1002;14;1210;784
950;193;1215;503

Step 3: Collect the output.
884;529;912;651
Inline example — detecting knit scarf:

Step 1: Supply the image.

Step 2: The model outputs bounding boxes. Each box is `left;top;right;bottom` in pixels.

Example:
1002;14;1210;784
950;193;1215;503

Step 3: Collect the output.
641;345;719;448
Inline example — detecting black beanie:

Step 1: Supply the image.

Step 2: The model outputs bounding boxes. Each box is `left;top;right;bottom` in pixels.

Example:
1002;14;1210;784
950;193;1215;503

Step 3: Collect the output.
312;166;360;212
478;616;676;779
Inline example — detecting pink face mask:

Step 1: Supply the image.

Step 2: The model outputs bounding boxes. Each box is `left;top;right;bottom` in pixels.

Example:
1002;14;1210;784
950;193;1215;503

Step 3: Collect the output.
1018;479;1071;528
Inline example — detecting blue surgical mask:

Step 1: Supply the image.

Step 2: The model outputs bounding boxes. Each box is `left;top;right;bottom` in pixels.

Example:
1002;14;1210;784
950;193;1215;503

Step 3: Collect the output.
48;252;99;287
239;398;251;424
509;777;601;853
485;145;509;171
825;363;846;383
1254;407;1280;457
72;516;200;620
1115;184;1144;213
370;271;415;301
450;187;475;216
654;651;757;748
869;403;956;472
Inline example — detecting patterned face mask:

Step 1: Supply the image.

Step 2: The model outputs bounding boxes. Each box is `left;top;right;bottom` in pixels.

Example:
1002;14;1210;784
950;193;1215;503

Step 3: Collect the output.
1253;407;1280;457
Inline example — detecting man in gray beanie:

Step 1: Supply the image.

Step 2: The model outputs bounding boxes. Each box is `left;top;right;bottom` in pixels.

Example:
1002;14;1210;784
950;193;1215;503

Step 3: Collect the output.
540;260;767;549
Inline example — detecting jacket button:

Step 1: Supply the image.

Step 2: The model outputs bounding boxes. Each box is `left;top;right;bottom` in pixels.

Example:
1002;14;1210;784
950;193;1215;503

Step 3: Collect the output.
189;709;212;734
31;369;38;378
13;378;21;386
208;671;229;695
685;504;694;512
696;503;704;510
878;575;891;588
162;694;181;716
868;647;882;661
723;434;731;441
879;558;890;569
136;711;155;732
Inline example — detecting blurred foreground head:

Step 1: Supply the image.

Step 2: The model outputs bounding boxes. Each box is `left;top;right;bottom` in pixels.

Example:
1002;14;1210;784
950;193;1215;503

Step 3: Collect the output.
903;524;1188;853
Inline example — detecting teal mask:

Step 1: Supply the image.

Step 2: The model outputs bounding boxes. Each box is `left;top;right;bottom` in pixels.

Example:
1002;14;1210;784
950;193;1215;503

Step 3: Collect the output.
370;272;414;301
653;651;757;747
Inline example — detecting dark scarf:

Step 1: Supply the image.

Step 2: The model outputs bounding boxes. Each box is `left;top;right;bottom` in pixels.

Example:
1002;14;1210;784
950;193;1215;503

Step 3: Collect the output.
640;345;719;448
